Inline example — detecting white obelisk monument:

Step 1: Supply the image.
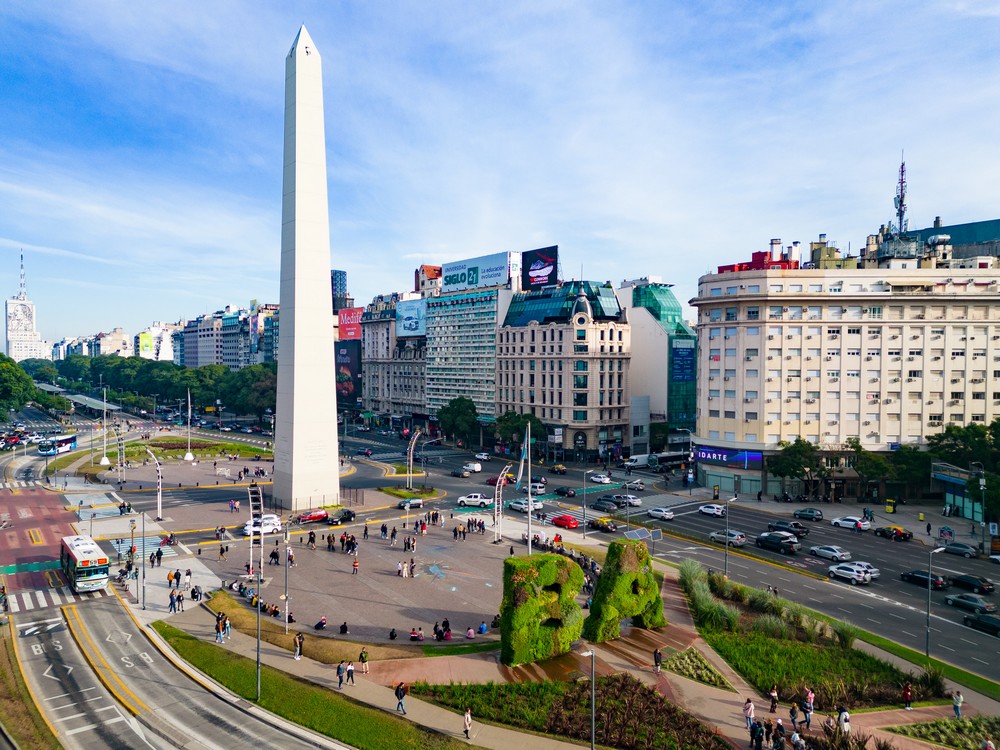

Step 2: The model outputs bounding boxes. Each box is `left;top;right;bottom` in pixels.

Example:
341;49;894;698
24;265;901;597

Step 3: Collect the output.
273;25;341;510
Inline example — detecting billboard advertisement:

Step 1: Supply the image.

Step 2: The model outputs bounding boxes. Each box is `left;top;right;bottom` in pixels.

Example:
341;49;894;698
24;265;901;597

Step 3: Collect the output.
441;252;510;293
335;340;362;407
138;332;153;357
521;246;559;289
694;445;764;472
395;298;427;337
338;307;363;340
670;343;696;382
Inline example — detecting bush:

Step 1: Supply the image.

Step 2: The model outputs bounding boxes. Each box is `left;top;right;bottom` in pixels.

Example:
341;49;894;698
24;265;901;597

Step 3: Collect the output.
830;620;860;650
751;614;788;640
678;559;704;591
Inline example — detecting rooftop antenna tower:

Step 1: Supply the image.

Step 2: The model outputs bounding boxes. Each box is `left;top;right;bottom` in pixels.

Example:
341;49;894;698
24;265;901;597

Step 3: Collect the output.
17;252;26;300
893;152;907;237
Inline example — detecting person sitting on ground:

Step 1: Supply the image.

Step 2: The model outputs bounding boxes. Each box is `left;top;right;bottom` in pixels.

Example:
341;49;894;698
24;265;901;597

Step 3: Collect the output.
315;616;327;631
477;621;488;635
417;627;424;641
490;614;501;629
443;627;452;641
389;628;397;640
339;621;349;635
466;626;476;639
409;627;420;641
287;611;296;624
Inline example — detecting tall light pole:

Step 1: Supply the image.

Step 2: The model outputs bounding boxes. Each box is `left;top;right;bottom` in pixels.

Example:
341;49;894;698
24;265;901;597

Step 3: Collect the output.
580;650;596;750
583;470;595;538
140;509;146;609
724;496;737;577
151;393;158;424
184;390;194;462
129;518;136;567
99;387;110;467
970;462;986;554
282;527;290;635
146;447;163;522
925;546;945;658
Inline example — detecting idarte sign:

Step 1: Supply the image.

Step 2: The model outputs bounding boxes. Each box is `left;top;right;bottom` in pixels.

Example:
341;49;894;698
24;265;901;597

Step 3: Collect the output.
441;252;511;293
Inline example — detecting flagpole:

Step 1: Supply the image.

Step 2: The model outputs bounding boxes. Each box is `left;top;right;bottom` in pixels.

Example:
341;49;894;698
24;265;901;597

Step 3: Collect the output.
526;422;532;555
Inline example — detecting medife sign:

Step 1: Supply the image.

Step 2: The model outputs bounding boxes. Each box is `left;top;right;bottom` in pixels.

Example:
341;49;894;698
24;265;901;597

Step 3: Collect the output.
441;252;511;293
338;307;363;340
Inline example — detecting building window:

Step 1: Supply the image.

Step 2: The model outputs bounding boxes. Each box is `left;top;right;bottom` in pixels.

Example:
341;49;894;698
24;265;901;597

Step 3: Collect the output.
725;307;738;321
576;329;586;340
747;307;760;320
574;360;588;371
573;393;588;406
573;375;588;388
573;410;587;421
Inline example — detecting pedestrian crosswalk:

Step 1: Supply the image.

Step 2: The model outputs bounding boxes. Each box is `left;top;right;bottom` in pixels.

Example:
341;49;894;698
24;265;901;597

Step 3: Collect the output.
4;585;112;613
0;480;44;490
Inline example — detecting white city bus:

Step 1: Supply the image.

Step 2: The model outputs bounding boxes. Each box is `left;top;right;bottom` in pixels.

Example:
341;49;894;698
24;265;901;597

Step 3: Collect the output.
59;535;110;593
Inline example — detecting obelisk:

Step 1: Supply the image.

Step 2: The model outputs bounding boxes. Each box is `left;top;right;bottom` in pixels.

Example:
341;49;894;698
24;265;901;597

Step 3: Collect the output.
273;25;341;510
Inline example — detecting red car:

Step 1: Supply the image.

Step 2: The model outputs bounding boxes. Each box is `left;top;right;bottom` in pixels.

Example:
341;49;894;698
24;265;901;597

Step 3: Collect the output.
485;475;510;486
295;509;329;524
551;515;579;529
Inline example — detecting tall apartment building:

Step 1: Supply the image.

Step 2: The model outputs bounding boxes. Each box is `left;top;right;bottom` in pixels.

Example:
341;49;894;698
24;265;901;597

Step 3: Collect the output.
135;321;181;361
691;237;1000;496
361;293;427;427
497;281;630;463
92;328;133;357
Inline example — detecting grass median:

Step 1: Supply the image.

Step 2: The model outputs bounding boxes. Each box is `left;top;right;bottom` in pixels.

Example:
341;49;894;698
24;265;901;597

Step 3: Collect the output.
151;621;467;750
0;626;61;750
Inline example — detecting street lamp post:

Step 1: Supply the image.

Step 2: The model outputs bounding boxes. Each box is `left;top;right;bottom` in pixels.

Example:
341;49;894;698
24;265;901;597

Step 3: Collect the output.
146;447;163;522
283;528;290;635
925;546;946;658
583;470;595;538
724;496;737;577
129;519;136;569
579;650;596;750
100;387;110;467
141;510;146;609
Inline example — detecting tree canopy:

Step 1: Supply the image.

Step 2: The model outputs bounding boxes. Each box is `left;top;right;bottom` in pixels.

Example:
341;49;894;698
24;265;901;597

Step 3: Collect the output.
437;396;479;445
766;437;826;481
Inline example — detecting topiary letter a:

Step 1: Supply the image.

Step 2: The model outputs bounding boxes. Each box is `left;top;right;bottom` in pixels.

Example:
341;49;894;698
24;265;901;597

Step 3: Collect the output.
581;540;665;643
500;554;585;666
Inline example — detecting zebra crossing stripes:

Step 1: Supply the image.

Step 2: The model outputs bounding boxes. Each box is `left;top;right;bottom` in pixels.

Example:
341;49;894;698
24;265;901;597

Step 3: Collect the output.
0;480;43;490
4;585;111;614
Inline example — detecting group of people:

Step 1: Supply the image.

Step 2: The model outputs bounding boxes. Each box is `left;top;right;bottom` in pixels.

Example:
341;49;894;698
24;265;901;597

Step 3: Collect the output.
743;692;823;750
214;612;232;643
396;559;417;578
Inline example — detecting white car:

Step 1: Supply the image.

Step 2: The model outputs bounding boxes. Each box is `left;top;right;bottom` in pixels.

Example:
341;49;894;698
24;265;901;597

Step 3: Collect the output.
457;493;493;508
243;515;282;536
474;452;491;461
589;474;611;484
809;545;851;561
828;564;871;585
647;507;674;521
699;504;726;517
614;494;642;507
831;516;871;531
845;561;881;580
509;499;543;513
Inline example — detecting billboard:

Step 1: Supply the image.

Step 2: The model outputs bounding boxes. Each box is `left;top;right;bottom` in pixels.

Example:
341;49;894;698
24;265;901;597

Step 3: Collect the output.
138;333;153;356
395;298;427;337
338;307;363;340
441;252;510;293
335;340;362;407
670;343;696;382
521;246;559;289
694;445;764;472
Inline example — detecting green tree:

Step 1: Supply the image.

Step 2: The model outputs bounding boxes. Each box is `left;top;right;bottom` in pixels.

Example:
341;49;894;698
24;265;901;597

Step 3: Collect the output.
437;397;479;446
887;445;934;498
926;423;994;468
228;363;277;420
845;437;893;501
0;354;36;418
766;437;825;483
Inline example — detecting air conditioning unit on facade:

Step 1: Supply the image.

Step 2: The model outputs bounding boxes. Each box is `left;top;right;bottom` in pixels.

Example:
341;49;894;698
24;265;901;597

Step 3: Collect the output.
768;335;775;340
745;356;753;361
806;398;816;403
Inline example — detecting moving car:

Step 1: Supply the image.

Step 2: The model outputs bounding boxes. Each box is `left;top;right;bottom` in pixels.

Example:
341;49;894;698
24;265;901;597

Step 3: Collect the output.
809;545;851;561
622;480;646;491
948;574;995;594
551;515;579;529
613;494;642;507
243;515;282;536
874;525;913;541
709;529;747;547
554;486;577;497
521;482;547;495
793;508;824;522
755;532;801;554
474;452;491;461
944;593;997;614
589;474;611;484
900;569;949;589
590;499;619;513
768;520;810;537
451;468;471;478
699;504;726;517
831;516;870;531
828;564;871;585
295;509;329;524
509;498;543;513
457;493;493;508
962;612;1000;637
463;462;483;473
485;475;510;486
647;507;675;521
944;542;979;559
845;561;881;580
588;518;618;533
397;498;424;509
548;464;567;475
327;509;356;526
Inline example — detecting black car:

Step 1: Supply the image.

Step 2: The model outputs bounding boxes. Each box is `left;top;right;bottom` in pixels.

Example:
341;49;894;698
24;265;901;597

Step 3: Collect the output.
755;532;801;555
328;509;356;526
554;486;577;497
949;574;995;594
767;520;809;537
590;499;619;513
963;612;1000;637
900;569;950;589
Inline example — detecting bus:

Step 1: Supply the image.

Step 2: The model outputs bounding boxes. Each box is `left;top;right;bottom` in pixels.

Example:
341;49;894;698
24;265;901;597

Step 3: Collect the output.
59;535;110;593
653;451;689;472
38;434;78;456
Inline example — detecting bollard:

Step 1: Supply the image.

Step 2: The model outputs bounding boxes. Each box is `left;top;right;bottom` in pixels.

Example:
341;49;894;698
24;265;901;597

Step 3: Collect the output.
196;483;199;487
197;548;201;555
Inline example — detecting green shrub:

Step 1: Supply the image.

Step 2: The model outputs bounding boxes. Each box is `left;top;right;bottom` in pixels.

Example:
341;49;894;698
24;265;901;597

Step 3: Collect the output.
830;620;860;649
746;587;773;613
582;540;665;642
751;614;788;639
677;559;704;590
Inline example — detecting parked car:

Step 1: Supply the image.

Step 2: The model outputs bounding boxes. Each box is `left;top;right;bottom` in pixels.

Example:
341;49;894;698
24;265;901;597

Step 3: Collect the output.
768;520;810;537
831;516;871;530
588;518;618;533
327;509;356;526
551;515;579;529
589;474;611;484
548;464;567;475
509;499;543;513
809;545;851;561
944;542;979;559
590;499;619;513
900;569;950;589
699;504;726;517
622;480;646;491
647;507;675;521
874;525;913;541
949;574;995;594
295;509;329;524
828;564;871;585
845;561;881;580
755;532;800;554
451;468;471;478
474;452;491;461
945;593;998;614
962;612;1000;637
709;529;747;547
397;498;424;509
457;493;493;508
613;494;642;507
554;486;577;497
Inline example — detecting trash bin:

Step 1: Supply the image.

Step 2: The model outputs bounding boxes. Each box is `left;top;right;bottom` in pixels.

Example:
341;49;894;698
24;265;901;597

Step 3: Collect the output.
919;512;924;522
885;499;896;514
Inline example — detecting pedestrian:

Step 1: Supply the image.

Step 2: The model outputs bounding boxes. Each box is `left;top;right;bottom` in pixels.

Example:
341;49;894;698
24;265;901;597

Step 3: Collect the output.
176;590;184;611
149;551;156;567
789;702;799;731
743;698;756;731
903;682;913;710
346;661;355;685
397;560;403;577
363;524;369;540
219;545;227;561
953;690;964;719
927;522;932;536
653;647;662;674
167;569;175;587
174;569;181;589
359;647;369;674
224;615;231;640
353;558;359;575
836;706;850;735
215;616;225;643
395;682;407;714
752;720;764;750
402;561;409;579
168;590;177;613
336;661;345;689
293;632;304;660
769;685;778;713
183;569;191;590
463;707;472;739
155;547;162;567
509;546;514;557
757;490;763;503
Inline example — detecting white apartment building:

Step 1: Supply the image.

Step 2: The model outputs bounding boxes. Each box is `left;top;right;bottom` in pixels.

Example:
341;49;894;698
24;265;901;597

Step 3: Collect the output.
692;260;1000;494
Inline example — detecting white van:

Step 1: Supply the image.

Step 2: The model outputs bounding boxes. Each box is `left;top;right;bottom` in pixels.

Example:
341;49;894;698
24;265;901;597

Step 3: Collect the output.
463;462;482;473
522;482;547;495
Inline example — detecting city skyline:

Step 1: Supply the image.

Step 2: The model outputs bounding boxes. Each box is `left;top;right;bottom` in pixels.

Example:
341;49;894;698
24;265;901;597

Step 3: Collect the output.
2;2;999;348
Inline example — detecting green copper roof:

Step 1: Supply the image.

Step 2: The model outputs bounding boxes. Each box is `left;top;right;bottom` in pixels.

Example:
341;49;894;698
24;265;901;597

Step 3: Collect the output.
503;281;622;327
631;284;694;338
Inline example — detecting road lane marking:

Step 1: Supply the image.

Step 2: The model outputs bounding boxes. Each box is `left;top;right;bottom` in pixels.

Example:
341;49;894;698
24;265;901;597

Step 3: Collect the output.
901;631;916;638
45;687;98;701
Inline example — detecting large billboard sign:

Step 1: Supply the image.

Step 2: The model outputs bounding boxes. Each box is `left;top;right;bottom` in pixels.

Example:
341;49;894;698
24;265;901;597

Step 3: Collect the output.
395;299;427;337
694;445;764;472
338;307;363;340
335;340;362;407
441;252;510;293
670;343;696;382
521;246;559;289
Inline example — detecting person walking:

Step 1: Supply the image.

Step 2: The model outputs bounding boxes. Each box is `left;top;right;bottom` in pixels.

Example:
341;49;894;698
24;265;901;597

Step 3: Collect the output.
653;647;663;674
183;569;192;590
903;682;913;710
359;647;369;674
953;690;964;719
836;706;851;735
155;547;162;567
395;682;407;715
168;590;177;613
353;558;359;575
224;615;231;640
788;702;799;731
174;569;182;589
743;698;756;731
346;661;355;685
293;632;304;660
336;661;345;689
926;522;932;536
463;707;472;739
215;616;225;643
769;685;778;713
176;590;184;612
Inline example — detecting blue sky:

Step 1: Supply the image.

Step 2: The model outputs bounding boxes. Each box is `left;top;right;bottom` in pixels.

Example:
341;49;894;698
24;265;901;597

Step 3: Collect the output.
2;1;999;347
